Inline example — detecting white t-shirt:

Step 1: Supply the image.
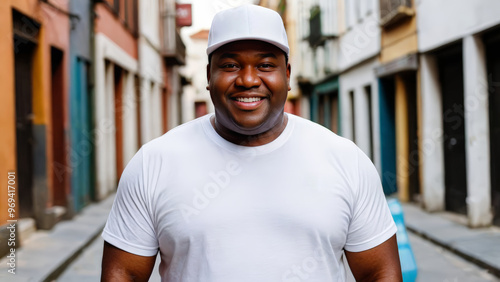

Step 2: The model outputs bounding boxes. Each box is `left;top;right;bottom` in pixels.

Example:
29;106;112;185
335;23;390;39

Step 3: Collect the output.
102;113;396;282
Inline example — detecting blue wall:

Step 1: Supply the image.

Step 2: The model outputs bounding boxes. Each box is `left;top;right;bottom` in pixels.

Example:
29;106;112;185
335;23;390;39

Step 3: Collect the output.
69;0;93;212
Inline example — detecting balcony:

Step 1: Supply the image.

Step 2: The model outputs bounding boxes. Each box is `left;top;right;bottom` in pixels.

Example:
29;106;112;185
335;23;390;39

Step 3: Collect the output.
161;11;186;65
307;6;337;48
379;0;414;28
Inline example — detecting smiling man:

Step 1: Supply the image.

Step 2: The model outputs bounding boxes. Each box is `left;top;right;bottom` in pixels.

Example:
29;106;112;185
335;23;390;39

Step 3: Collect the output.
208;39;290;145
101;4;402;282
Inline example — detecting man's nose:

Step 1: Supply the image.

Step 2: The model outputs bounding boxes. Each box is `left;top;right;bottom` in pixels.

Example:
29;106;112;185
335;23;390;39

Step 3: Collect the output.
235;66;261;88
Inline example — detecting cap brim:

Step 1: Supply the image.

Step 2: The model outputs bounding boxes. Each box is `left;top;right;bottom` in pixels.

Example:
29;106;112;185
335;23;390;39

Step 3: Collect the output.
206;37;290;55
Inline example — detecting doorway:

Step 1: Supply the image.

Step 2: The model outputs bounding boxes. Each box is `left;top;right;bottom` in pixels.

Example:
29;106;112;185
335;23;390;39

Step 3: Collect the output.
379;77;397;195
14;36;36;218
437;43;467;215
317;90;339;133
402;72;420;201
114;66;124;180
485;31;500;226
310;79;340;134
71;58;93;211
50;47;68;207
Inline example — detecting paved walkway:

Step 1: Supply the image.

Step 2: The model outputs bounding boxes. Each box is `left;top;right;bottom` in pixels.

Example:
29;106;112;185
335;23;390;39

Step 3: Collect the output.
0;195;114;282
402;203;500;278
0;195;499;281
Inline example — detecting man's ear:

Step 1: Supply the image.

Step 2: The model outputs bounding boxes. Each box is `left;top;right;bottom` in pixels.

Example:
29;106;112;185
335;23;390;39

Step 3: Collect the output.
287;63;291;91
206;64;211;90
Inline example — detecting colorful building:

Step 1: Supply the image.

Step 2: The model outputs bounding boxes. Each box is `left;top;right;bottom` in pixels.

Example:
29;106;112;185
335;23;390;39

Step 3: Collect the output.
375;0;419;200
291;0;500;227
293;0;380;171
93;0;139;200
1;0;185;258
293;0;341;135
139;0;165;144
417;0;500;227
161;0;187;128
69;0;94;213
0;0;72;257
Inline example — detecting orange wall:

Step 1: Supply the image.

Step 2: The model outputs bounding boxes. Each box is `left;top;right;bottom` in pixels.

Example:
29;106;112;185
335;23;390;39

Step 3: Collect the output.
94;3;138;60
39;0;71;205
0;1;17;225
0;0;71;225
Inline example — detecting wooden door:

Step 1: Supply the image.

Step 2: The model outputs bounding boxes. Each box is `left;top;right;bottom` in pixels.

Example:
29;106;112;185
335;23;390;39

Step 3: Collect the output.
14;36;36;218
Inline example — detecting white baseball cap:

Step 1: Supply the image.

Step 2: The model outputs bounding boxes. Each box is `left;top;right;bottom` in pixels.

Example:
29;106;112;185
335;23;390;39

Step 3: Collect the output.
206;4;289;56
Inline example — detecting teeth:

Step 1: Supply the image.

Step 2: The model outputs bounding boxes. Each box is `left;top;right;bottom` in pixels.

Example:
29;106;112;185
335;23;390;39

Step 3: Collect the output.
235;97;262;102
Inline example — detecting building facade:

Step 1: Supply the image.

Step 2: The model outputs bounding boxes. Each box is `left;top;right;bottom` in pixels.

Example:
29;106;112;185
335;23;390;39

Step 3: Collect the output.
293;0;340;131
293;0;381;170
375;0;419;201
181;29;213;121
1;0;185;258
0;0;73;257
161;0;187;128
69;0;94;214
417;0;500;227
291;0;500;227
93;0;140;200
139;0;165;145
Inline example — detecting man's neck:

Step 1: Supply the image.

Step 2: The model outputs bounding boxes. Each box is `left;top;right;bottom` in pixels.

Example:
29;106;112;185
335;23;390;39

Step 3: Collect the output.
210;114;288;147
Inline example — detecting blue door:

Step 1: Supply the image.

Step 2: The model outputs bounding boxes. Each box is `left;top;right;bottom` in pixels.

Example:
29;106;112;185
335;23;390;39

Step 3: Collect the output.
379;78;397;195
70;57;92;211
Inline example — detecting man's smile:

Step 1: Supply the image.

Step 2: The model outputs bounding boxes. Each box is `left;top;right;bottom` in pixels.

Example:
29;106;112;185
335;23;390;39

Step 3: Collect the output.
234;97;263;102
230;96;266;110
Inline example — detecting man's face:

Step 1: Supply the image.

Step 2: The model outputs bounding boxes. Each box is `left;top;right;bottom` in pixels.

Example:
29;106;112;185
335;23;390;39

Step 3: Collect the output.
207;40;291;136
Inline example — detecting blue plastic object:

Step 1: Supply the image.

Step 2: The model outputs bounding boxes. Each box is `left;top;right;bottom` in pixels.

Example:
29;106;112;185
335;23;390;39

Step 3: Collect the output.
387;198;418;282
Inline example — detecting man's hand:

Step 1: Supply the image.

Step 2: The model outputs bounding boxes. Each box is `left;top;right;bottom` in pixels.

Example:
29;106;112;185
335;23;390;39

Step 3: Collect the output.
101;241;157;281
345;235;402;281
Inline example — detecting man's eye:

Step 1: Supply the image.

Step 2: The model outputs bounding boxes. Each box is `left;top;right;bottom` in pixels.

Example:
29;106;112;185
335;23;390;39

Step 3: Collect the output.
259;63;275;69
221;63;238;69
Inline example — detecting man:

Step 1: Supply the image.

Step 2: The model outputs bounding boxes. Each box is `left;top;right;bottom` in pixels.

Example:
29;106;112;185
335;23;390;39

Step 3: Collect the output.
102;4;402;281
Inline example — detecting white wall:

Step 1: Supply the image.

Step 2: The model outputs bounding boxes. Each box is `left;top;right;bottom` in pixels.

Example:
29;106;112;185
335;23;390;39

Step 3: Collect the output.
140;0;161;49
337;0;379;71
417;0;497;225
292;0;340;83
94;33;138;199
180;35;213;122
418;0;500;52
463;35;492;227
339;58;381;171
139;0;164;142
418;54;445;212
293;0;380;79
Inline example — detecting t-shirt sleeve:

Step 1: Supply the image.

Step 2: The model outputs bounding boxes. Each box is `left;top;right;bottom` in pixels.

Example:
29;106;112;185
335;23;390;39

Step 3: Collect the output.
344;148;397;252
102;148;159;257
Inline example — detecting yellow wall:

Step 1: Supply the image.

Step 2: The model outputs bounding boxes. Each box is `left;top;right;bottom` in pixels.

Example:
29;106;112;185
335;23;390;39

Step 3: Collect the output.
395;75;410;202
379;1;418;63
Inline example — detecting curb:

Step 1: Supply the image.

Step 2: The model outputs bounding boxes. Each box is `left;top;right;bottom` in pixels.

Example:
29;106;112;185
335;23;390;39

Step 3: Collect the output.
405;225;500;278
0;194;114;282
402;203;500;279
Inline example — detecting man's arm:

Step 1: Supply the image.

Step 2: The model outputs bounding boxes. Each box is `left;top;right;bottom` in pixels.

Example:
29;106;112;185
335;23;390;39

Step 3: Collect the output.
344;235;402;281
101;241;157;282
